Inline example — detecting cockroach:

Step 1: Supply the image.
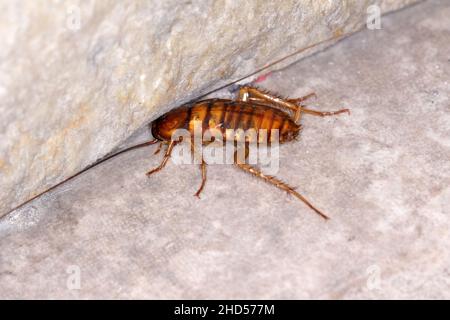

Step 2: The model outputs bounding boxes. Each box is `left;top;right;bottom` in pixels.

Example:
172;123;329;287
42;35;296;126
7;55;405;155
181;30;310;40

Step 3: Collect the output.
147;86;349;220
6;32;353;218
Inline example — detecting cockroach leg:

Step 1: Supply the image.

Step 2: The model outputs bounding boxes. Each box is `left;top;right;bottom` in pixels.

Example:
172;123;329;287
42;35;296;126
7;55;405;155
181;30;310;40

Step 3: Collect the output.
191;141;208;198
194;159;207;198
299;106;350;117
237;86;303;122
153;141;164;155
146;140;178;176
289;92;349;118
237;86;298;112
287;92;317;104
234;161;329;220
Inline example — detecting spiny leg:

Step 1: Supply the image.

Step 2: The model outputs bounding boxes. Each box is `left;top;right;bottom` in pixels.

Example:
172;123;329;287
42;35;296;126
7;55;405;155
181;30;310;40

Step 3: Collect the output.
146;140;177;176
234;162;329;220
287;92;317;104
237;86;303;122
238;86;298;111
194;159;207;198
297;106;350;117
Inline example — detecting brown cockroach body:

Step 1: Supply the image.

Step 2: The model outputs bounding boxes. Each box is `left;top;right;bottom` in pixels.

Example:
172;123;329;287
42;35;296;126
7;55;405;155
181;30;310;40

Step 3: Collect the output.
148;86;349;219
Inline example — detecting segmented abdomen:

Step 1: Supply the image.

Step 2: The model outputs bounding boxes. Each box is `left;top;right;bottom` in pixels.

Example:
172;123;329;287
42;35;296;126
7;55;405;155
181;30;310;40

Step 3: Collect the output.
152;99;300;143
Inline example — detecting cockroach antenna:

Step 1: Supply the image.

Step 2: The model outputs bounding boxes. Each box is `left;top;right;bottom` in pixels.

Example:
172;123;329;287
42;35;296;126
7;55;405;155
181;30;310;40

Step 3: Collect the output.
5;139;159;215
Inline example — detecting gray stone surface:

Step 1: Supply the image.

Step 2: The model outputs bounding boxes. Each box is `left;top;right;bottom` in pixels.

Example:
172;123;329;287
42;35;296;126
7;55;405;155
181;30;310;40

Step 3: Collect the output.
0;0;449;299
0;0;421;216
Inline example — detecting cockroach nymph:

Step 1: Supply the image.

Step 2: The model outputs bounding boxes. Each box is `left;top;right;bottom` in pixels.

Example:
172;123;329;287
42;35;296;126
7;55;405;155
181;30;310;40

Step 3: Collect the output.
6;33;353;218
147;86;349;219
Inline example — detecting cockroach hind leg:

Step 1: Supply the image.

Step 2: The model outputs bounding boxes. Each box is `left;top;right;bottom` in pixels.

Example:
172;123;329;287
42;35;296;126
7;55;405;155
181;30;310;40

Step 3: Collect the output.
287;92;317;105
237;86;299;118
287;92;350;117
234;162;330;220
153;142;164;155
146;140;177;176
300;106;350;117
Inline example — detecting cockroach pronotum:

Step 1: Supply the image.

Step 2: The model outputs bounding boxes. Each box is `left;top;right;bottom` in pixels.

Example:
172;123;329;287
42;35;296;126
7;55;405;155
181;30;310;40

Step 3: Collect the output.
146;86;349;220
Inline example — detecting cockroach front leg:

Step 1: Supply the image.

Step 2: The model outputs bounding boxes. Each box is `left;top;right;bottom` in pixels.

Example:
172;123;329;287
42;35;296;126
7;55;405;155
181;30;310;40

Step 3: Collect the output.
234;154;329;220
146;140;177;176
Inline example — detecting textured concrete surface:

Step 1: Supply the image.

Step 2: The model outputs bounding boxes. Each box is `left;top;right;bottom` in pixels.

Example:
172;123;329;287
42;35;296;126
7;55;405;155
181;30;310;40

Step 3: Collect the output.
0;0;421;216
0;0;449;299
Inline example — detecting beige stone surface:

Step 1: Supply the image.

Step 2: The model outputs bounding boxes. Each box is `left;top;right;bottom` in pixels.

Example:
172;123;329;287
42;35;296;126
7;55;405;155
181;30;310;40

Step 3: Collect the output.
0;0;421;216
